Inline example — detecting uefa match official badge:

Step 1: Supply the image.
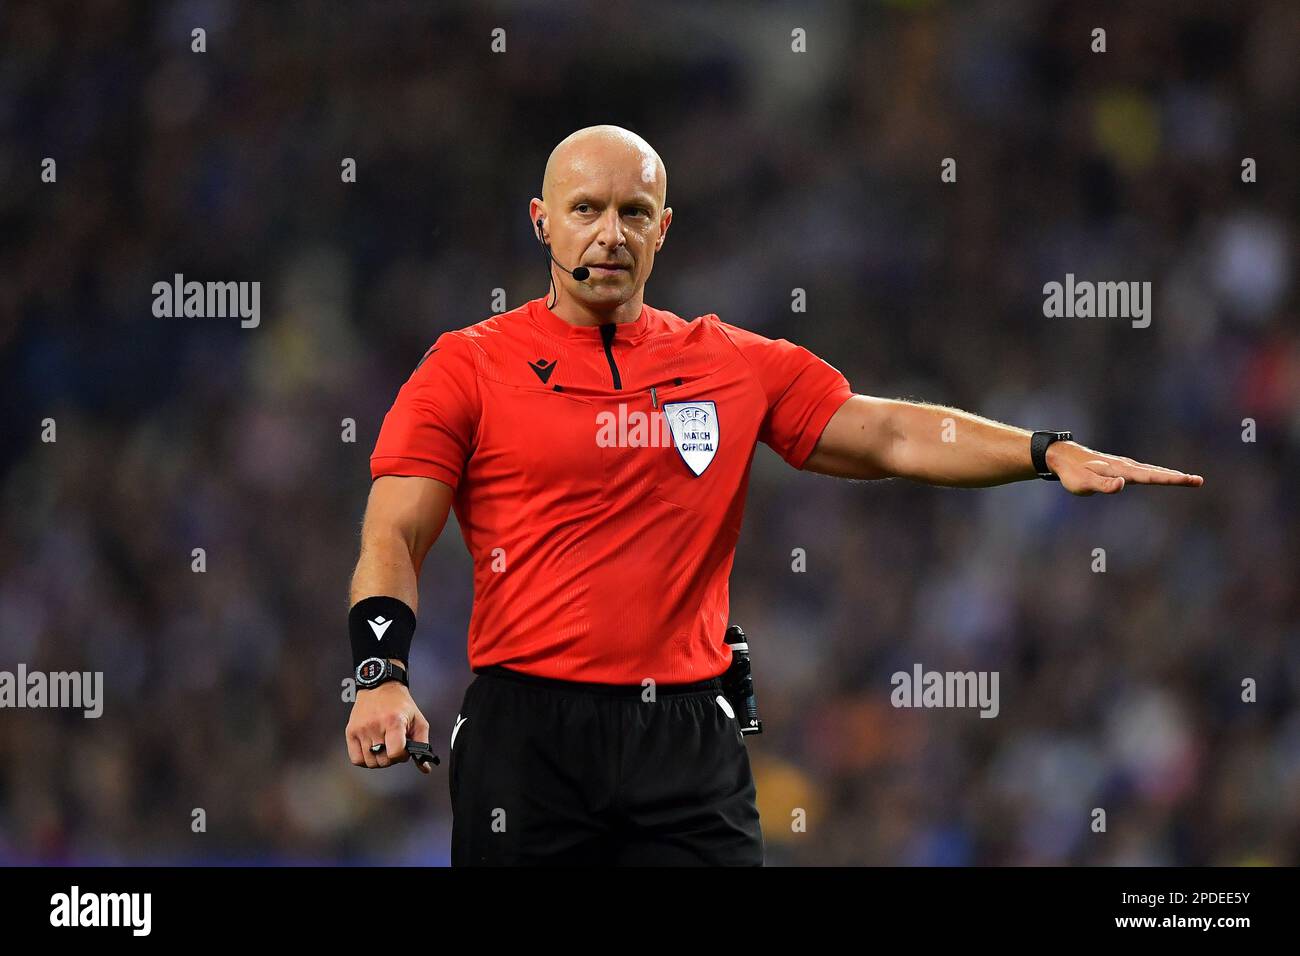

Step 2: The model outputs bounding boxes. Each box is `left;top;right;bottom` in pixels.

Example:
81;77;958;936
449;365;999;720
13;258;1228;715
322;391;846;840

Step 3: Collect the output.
662;401;719;475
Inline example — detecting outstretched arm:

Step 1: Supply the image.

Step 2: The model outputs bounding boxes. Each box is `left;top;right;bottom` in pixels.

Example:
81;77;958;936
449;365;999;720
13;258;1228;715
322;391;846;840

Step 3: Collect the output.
802;396;1203;496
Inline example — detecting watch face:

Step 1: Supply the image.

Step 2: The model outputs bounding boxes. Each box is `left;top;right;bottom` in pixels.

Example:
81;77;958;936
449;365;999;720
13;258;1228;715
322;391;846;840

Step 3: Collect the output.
356;658;386;685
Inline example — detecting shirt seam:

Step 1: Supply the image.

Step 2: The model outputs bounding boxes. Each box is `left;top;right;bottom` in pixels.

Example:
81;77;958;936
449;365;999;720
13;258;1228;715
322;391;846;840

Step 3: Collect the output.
439;330;485;455
714;316;780;418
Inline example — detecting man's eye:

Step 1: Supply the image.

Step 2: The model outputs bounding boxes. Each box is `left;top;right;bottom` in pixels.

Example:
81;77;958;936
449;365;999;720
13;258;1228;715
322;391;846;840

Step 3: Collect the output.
575;203;592;213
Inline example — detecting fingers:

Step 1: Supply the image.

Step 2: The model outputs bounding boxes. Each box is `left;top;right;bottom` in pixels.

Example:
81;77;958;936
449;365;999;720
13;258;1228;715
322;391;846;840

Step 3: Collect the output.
410;709;431;744
1121;462;1204;486
1072;457;1203;494
347;711;410;769
384;714;410;764
361;735;380;769
1107;454;1203;486
346;725;381;768
410;710;433;775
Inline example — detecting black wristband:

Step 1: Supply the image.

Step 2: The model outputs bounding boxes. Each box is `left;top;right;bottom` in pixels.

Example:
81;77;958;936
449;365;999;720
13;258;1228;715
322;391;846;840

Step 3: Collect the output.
349;596;416;670
1030;430;1072;480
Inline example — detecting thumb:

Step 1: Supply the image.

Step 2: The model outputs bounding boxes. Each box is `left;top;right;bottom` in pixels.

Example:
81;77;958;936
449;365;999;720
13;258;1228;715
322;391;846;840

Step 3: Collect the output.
1082;460;1126;495
1102;475;1125;493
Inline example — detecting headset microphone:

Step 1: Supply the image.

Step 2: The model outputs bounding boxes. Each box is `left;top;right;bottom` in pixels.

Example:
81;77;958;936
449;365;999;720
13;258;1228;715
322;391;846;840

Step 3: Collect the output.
536;218;589;308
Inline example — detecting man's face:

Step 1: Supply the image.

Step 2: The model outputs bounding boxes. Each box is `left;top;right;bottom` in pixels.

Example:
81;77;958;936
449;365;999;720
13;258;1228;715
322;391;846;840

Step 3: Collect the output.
533;141;671;308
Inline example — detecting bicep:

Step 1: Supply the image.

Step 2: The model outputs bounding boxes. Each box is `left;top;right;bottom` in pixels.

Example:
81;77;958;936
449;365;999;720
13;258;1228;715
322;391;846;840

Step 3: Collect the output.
801;394;898;480
363;475;455;571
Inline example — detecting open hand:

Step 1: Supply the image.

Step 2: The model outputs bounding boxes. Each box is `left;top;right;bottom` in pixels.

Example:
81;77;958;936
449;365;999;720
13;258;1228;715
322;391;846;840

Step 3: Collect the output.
1046;441;1204;496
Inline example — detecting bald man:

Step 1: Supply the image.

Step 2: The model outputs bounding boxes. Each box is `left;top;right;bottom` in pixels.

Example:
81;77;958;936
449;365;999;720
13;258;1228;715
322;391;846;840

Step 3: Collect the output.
345;124;1203;867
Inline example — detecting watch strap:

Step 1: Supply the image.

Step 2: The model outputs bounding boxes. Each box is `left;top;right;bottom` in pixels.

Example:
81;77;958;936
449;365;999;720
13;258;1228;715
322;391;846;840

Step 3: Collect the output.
356;658;409;689
1030;430;1072;480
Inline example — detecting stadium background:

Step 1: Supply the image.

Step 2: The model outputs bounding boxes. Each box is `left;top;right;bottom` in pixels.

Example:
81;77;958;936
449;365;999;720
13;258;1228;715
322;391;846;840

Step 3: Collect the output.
0;0;1296;865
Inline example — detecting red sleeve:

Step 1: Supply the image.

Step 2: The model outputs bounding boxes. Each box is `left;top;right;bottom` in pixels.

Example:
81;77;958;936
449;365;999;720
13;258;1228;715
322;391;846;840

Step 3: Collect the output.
716;318;854;470
370;331;481;490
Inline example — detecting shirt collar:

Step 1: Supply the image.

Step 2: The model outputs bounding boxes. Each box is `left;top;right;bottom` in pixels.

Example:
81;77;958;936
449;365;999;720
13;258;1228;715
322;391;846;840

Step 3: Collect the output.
527;296;653;343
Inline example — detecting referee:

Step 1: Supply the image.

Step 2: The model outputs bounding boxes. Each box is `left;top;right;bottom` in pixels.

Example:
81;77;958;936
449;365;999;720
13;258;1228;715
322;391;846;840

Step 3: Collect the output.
345;125;1203;866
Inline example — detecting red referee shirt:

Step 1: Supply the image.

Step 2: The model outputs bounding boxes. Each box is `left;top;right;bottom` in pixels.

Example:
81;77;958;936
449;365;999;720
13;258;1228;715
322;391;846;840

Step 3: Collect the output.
370;296;853;684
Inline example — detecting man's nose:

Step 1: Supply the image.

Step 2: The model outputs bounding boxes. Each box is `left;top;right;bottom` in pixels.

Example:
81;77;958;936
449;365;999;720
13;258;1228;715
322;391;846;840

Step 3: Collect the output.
595;208;627;248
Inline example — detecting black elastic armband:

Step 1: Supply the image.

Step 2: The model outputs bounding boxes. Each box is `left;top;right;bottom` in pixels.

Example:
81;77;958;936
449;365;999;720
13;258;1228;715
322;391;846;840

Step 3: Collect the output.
349;596;416;670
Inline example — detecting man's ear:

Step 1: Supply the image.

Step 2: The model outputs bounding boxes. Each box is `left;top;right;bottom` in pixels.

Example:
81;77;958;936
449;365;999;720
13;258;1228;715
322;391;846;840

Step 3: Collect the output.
656;206;673;249
529;199;546;240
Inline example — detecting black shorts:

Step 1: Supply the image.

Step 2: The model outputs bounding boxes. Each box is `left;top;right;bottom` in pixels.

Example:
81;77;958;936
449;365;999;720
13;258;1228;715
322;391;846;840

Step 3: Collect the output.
448;664;765;866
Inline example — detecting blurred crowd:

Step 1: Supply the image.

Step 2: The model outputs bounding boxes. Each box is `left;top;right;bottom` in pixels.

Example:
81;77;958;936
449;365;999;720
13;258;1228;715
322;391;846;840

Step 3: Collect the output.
0;0;1296;865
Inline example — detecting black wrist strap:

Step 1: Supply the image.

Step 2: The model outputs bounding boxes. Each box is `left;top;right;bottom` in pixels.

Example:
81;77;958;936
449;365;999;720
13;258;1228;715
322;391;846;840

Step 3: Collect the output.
356;657;409;689
379;660;409;687
349;596;416;670
1030;430;1072;480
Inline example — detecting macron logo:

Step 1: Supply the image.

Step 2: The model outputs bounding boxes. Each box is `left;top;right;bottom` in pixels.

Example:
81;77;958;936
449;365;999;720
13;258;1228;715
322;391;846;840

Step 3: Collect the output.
367;616;393;641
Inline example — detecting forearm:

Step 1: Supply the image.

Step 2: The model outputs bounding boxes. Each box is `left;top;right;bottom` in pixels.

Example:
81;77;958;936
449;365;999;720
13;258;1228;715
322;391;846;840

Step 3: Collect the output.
884;400;1040;487
349;528;420;612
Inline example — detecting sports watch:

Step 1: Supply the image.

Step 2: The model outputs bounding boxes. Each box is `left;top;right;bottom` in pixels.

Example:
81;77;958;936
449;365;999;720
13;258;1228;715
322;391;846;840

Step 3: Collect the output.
1030;430;1072;480
355;657;409;690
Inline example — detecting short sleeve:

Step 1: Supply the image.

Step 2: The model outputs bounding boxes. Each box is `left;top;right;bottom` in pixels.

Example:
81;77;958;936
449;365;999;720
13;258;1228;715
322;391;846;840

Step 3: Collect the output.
370;332;481;490
718;320;853;470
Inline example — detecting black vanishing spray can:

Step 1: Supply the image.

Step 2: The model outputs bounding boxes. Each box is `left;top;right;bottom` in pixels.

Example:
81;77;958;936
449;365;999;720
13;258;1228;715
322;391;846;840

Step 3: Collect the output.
723;624;763;735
